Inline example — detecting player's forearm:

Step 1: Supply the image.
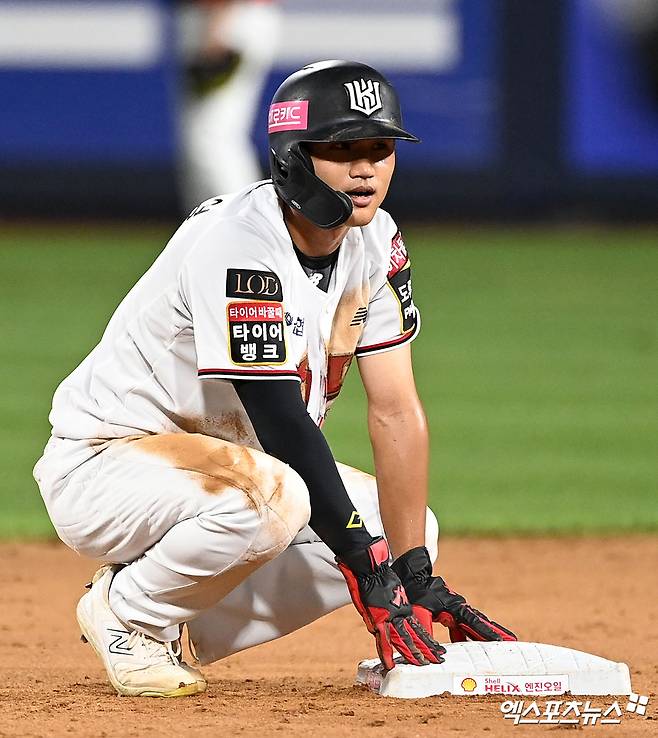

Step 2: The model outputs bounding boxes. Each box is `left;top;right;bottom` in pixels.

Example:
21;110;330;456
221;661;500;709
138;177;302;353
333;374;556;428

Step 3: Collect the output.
368;401;430;559
233;379;375;556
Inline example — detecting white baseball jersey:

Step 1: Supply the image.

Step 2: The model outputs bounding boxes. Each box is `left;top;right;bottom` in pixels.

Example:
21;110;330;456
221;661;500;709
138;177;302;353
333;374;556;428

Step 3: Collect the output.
42;182;420;482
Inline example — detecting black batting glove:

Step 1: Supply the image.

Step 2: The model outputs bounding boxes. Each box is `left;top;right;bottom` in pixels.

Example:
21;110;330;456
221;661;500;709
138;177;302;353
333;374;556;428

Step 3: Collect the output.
391;546;518;643
336;538;445;670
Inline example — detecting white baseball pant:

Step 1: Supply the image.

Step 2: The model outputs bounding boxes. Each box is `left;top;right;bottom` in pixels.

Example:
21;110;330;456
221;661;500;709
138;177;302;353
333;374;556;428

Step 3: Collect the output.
35;433;439;664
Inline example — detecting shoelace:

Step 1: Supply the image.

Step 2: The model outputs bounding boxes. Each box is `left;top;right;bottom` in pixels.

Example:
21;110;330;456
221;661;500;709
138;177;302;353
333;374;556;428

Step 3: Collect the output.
125;630;182;666
187;627;200;664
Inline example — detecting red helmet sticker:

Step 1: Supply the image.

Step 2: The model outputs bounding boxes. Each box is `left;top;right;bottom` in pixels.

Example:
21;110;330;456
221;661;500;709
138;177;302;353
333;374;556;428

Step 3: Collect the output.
268;100;309;133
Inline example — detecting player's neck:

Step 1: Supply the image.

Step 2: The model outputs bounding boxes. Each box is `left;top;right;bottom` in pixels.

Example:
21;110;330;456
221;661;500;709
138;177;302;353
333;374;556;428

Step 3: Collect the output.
283;204;349;258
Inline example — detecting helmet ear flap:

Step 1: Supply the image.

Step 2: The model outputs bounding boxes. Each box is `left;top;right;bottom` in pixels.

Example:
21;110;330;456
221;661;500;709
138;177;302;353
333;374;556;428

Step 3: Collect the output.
274;146;353;229
269;147;289;181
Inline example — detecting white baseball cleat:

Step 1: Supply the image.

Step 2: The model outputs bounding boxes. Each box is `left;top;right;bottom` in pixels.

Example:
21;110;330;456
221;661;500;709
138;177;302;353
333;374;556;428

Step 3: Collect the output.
76;565;207;697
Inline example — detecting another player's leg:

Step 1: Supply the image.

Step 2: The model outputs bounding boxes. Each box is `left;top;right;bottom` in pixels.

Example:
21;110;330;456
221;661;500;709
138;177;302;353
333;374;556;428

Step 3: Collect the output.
36;433;310;696
180;0;281;206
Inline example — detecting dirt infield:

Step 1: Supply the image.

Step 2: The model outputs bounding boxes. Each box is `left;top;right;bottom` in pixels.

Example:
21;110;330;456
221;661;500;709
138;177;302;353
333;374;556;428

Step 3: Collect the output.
1;537;656;737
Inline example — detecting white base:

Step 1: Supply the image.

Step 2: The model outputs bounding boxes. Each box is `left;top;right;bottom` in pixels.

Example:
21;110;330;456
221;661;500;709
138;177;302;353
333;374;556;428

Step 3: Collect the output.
356;642;632;699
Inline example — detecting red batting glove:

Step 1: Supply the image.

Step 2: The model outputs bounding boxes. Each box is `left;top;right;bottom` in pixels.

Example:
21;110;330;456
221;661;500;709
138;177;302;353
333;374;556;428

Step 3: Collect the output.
337;538;446;670
391;546;518;643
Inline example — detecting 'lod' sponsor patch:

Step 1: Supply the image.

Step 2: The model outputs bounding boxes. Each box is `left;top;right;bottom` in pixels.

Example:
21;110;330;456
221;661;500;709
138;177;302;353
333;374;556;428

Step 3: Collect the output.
226;268;283;302
268;100;309;133
227;301;286;365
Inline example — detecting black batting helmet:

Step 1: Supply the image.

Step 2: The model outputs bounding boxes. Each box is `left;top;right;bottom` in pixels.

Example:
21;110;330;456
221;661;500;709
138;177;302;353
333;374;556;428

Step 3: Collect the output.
268;60;419;229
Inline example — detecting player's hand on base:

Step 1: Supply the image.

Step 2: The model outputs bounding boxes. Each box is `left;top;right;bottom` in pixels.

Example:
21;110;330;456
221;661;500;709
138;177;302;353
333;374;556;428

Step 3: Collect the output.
336;538;446;670
391;546;517;643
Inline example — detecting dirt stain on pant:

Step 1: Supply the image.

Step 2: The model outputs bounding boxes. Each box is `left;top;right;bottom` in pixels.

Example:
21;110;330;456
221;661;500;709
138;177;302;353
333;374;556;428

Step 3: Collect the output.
119;433;287;512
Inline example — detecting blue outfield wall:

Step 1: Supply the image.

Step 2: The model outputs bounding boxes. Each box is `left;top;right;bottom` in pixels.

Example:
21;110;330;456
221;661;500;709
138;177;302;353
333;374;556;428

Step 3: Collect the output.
0;0;499;168
1;0;657;219
566;0;658;174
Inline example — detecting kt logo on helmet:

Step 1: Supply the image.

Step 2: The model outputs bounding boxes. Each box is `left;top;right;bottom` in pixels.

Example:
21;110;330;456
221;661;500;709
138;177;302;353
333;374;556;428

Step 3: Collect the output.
344;79;383;116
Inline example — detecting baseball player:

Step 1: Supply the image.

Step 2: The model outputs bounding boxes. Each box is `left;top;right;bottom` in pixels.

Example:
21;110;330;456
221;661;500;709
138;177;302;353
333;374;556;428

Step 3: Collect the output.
180;0;281;207
34;60;516;698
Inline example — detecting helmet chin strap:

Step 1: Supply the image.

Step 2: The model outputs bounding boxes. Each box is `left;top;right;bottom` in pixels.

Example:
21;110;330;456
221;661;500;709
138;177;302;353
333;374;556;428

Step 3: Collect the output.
273;147;353;229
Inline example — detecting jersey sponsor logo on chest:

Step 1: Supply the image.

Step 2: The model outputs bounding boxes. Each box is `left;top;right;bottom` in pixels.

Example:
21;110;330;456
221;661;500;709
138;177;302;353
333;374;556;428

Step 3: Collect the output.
388;230;409;278
226;268;283;302
388;266;417;334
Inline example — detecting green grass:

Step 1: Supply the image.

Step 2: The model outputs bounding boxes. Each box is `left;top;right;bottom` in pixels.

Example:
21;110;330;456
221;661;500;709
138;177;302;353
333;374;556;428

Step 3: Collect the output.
0;224;169;538
1;224;657;537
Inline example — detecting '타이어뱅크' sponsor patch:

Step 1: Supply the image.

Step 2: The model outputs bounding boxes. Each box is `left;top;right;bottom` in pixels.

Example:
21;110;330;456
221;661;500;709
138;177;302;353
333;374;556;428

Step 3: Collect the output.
227;301;286;365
